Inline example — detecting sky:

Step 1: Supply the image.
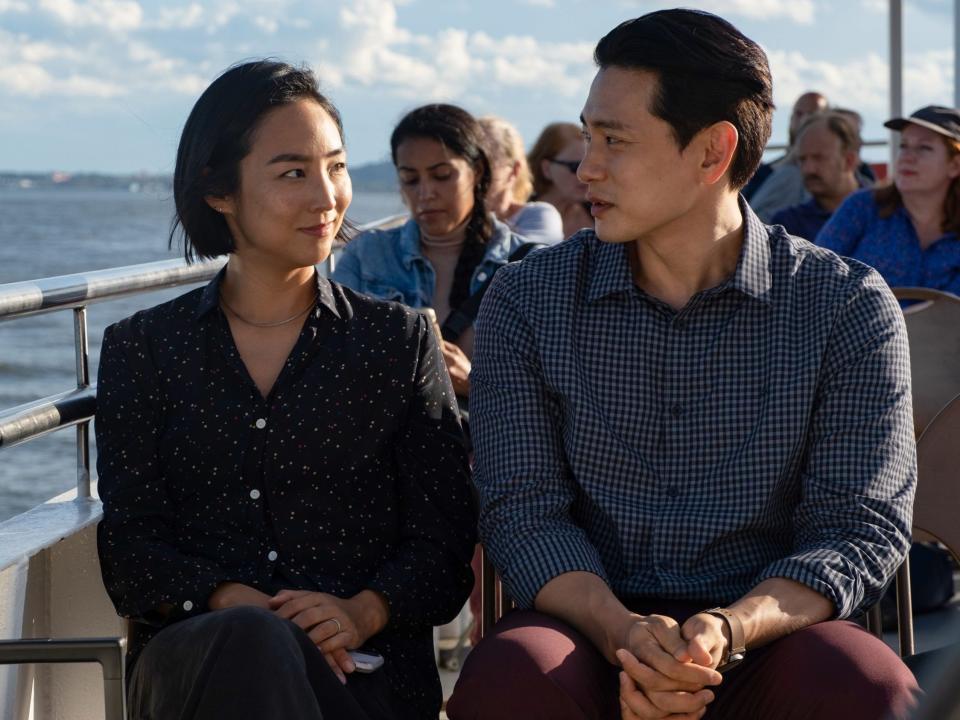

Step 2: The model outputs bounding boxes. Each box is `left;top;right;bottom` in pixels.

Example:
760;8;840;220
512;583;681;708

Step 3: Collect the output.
0;0;955;174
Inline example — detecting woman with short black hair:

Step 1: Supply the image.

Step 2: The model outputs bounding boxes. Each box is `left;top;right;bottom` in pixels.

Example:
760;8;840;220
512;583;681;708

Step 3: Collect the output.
96;60;476;720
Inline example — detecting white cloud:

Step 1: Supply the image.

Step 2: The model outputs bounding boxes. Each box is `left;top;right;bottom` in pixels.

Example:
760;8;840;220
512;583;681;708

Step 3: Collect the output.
151;3;204;29
767;47;953;118
698;0;815;24
254;15;278;33
38;0;143;31
768;50;889;112
622;0;815;24
324;0;593;101
0;61;124;97
903;49;953;108
0;0;29;12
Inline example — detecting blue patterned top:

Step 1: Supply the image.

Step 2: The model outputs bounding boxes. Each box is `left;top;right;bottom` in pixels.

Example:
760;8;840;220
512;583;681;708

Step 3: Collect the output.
816;189;960;293
471;201;915;618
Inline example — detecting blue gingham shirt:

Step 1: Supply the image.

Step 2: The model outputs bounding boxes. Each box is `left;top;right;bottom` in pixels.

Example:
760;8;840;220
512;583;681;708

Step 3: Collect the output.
471;202;916;619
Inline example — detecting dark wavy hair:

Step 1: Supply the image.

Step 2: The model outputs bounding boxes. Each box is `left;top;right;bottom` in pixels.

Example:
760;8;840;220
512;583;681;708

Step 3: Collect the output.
390;104;493;310
170;59;349;262
594;9;775;189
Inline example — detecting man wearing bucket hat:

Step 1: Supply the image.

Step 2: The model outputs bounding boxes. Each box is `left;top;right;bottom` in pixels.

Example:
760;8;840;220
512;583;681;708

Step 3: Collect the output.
817;105;960;295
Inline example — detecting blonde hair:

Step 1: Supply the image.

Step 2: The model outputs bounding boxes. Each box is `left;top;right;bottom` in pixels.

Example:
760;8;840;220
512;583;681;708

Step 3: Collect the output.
527;122;583;197
479;115;534;203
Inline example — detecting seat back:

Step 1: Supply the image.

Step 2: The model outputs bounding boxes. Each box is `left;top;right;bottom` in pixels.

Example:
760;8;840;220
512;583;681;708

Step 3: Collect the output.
893;287;960;437
913;393;960;559
889;391;960;658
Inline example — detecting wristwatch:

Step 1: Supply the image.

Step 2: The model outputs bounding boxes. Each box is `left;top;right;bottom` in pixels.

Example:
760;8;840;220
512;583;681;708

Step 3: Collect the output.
702;607;746;672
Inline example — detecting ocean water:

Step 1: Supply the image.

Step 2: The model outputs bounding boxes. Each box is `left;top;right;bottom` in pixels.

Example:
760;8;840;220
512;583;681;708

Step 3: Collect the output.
0;188;406;521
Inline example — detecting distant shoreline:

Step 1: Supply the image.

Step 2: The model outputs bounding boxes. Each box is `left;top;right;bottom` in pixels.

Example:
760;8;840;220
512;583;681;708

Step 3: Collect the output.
0;160;399;194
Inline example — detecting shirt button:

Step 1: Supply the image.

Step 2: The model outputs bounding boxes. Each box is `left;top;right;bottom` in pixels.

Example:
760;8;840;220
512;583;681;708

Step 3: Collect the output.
477;272;488;282
267;550;278;561
670;403;684;417
255;418;267;429
249;489;261;500
182;600;194;612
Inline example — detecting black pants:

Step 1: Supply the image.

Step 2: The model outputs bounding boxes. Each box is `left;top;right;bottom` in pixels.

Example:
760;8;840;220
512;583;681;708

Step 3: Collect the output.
128;606;400;720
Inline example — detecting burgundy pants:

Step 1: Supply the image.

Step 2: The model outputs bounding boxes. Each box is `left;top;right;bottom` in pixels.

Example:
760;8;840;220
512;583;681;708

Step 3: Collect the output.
448;603;919;720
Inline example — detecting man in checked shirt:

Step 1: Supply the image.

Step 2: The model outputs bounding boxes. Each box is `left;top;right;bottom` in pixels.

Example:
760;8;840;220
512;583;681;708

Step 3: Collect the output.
447;9;919;720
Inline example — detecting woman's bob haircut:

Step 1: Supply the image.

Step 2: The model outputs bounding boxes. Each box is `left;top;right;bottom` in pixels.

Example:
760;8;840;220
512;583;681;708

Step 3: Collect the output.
170;60;348;262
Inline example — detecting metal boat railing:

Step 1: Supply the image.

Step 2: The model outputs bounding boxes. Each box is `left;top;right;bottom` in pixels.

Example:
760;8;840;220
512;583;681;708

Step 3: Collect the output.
0;257;225;499
0;213;407;502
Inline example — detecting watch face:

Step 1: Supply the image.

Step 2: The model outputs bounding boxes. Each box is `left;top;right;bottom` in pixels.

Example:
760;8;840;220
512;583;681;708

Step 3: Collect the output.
717;652;745;673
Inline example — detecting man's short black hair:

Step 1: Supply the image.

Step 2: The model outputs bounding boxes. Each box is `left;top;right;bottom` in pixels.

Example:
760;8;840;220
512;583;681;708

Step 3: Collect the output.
594;9;774;189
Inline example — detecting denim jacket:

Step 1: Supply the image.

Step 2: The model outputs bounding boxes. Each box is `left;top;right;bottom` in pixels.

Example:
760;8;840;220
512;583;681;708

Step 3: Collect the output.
331;216;530;307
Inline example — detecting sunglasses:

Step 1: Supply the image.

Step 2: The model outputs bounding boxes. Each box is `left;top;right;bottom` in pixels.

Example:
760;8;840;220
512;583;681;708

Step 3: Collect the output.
548;158;581;174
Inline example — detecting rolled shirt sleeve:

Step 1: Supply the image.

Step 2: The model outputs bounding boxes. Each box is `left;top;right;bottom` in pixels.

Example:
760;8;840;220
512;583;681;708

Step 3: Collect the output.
471;265;609;608
753;268;916;617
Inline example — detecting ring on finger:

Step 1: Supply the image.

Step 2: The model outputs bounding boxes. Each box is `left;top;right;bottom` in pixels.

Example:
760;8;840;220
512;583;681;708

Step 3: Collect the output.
326;617;342;634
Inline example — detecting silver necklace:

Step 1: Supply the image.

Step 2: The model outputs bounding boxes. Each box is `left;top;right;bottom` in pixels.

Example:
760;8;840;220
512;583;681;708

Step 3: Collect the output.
219;293;315;328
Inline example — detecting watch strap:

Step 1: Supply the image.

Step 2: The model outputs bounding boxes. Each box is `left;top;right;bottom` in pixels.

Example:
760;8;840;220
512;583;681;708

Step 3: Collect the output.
703;607;746;660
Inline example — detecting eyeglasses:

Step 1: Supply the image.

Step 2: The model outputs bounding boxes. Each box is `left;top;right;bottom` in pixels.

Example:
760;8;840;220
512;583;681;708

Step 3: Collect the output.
547;158;580;174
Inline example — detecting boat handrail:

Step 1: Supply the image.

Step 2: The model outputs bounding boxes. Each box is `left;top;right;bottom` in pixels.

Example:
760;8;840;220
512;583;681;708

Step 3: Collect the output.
0;212;407;502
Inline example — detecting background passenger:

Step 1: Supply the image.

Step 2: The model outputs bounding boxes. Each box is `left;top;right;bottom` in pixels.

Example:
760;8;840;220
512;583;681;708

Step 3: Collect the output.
817;105;960;295
833;106;878;184
332;104;530;402
748;91;829;221
527;121;594;239
96;60;476;720
479;115;564;245
771;112;864;240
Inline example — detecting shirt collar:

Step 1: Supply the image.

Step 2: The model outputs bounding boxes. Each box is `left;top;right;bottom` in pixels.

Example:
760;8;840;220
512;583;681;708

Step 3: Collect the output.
732;198;773;303
586;196;772;305
194;265;341;322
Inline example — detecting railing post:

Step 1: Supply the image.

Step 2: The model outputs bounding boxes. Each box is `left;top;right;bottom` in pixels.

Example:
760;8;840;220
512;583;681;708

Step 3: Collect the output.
73;306;91;498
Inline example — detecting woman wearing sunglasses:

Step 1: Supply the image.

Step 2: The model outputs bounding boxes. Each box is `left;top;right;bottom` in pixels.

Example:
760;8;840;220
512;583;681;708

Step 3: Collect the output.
528;122;594;239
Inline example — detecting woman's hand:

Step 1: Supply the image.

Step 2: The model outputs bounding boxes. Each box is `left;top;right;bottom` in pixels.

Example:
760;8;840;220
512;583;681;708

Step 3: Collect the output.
208;581;273;610
270;589;390;683
441;340;471;396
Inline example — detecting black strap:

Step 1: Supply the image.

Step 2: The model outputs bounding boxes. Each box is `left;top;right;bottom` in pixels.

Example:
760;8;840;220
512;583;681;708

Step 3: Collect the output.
440;243;540;342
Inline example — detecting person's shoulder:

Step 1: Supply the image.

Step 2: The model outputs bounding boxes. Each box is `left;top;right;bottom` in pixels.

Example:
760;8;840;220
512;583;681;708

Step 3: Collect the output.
510;202;565;245
513;201;561;224
105;284;208;345
836;188;878;216
340;220;407;258
327;277;424;339
490;228;594;294
769;203;800;226
768;223;892;304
